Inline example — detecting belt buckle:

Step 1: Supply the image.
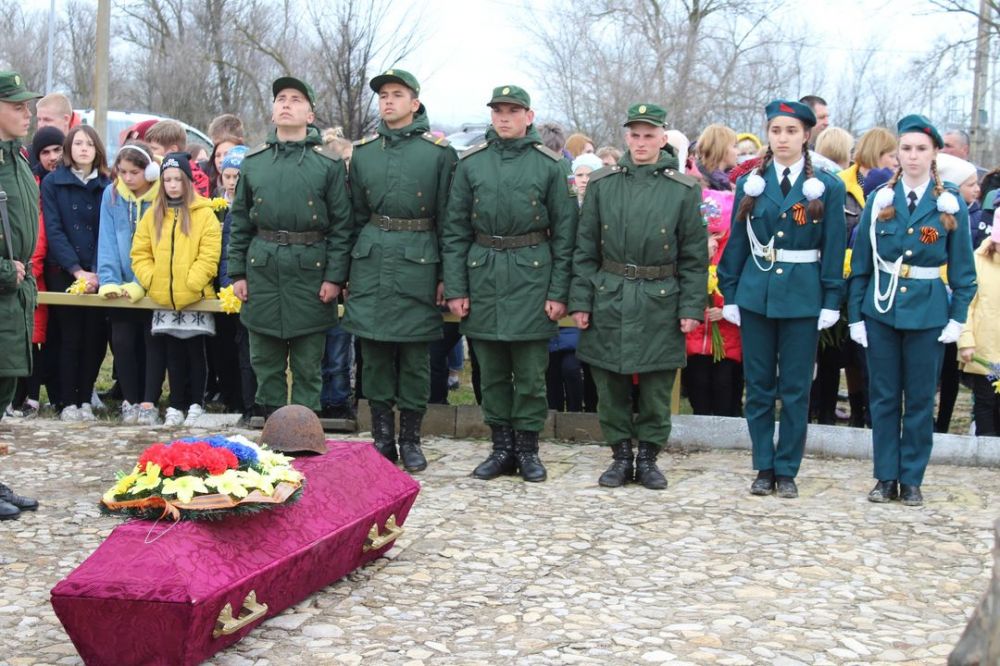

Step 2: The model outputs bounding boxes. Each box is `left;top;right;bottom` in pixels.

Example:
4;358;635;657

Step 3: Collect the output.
377;215;392;231
763;248;775;262
490;235;504;250
274;230;290;246
623;263;638;280
900;264;910;278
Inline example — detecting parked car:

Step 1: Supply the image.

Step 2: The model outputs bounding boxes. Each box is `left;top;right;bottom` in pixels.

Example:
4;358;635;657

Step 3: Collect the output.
75;109;212;161
445;123;489;152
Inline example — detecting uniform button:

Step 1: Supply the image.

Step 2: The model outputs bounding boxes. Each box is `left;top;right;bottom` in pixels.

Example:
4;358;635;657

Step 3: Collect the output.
421;206;426;212
256;197;262;203
907;228;914;234
417;192;423;197
533;261;539;266
308;200;313;206
535;216;540;221
900;286;908;293
312;215;317;220
777;231;784;238
475;198;479;203
663;244;668;249
776;268;784;274
781;213;786;219
660;289;666;294
471;261;477;266
531;200;537;206
315;262;321;267
604;225;608;230
420;258;425;263
660;228;666;234
472;213;477;219
250;258;255;264
905;249;913;256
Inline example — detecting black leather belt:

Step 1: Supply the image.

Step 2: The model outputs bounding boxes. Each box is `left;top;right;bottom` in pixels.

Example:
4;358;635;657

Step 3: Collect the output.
368;214;435;232
474;231;548;250
602;260;676;280
257;229;324;245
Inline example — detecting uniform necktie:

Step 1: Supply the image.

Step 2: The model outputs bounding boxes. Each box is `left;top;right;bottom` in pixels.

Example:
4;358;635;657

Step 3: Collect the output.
780;167;791;197
907;190;918;214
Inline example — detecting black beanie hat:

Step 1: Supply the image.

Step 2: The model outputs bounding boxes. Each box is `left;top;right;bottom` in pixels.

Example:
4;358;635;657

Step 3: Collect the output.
31;126;65;162
160;151;194;182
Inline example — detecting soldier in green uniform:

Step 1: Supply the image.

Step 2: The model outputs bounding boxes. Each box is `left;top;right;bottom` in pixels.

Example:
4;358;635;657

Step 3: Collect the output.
442;85;578;482
569;104;707;490
228;77;353;415
0;71;42;519
341;69;457;472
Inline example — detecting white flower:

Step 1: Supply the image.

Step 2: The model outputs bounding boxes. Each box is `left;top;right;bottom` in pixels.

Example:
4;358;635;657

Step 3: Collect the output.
802;177;826;201
873;186;895;209
743;173;765;197
937;190;960;214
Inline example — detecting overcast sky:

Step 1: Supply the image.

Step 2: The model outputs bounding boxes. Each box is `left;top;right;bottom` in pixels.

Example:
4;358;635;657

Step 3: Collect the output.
25;0;972;129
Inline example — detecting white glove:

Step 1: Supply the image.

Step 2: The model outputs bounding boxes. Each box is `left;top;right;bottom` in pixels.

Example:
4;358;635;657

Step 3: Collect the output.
722;304;741;326
849;322;868;348
817;308;841;331
937;319;963;344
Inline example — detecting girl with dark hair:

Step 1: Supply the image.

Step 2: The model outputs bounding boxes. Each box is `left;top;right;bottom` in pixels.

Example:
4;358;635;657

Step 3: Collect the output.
718;100;847;499
41;125;111;421
848;115;977;506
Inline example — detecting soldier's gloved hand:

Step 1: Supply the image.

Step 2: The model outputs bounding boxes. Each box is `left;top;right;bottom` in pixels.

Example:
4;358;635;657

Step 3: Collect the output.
817;308;841;331
572;311;590;330
849;322;868;348
545;300;566;321
937;319;963;344
447;297;470;318
232;279;248;302
721;304;741;326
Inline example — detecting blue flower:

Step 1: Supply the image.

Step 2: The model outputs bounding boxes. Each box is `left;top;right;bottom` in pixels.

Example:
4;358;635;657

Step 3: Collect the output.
178;435;259;466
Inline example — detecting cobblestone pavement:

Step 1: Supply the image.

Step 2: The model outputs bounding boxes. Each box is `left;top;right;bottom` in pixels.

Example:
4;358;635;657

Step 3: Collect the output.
1;418;999;666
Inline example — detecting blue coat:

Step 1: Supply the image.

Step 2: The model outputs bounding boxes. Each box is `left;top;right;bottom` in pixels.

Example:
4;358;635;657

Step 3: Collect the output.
96;184;154;286
718;166;847;318
848;181;977;330
41;165;110;274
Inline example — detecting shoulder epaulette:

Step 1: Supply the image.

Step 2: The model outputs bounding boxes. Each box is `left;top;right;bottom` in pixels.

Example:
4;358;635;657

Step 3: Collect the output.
245;143;269;158
459;141;489;159
352;133;379;148
312;145;342;162
420;132;450;148
587;165;621;184
534;144;563;162
662;168;698;188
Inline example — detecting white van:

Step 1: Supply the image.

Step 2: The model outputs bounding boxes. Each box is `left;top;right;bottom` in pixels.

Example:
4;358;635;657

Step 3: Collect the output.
75;109;213;161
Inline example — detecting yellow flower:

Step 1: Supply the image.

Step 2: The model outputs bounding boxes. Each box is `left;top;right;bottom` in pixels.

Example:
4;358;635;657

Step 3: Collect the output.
843;248;853;279
993;378;1000;395
109;466;141;497
65;278;88;295
210;197;230;212
256;449;293;469
237;468;275;496
160;475;210;503
264;466;303;485
204;469;249;498
127;463;163;495
218;285;242;314
707;265;721;297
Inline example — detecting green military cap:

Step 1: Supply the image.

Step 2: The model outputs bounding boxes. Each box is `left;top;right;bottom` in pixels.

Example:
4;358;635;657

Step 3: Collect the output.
623;103;667;128
272;76;316;108
896;113;943;149
0;71;41;103
370;68;420;96
488;85;530;109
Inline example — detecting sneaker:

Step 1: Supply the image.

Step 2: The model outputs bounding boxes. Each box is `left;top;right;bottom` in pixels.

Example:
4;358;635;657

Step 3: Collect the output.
90;389;106;411
183;404;205;427
136;404;162;426
60;405;82;422
17;400;39;419
78;403;97;422
120;401;140;425
163;407;185;427
447;376;460;391
4;404;14;418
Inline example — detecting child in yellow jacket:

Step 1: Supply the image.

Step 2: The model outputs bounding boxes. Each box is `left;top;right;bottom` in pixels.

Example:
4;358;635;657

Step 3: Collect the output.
959;224;1000;436
131;152;221;427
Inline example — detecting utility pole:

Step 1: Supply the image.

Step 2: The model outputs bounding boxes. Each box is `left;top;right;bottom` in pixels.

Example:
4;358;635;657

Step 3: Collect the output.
92;0;111;140
969;0;991;164
45;0;56;93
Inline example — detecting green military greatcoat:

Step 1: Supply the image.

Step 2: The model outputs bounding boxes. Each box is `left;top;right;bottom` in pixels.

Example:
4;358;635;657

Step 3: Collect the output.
342;110;457;341
569;150;707;373
442;126;578;341
228;127;353;338
0;138;38;380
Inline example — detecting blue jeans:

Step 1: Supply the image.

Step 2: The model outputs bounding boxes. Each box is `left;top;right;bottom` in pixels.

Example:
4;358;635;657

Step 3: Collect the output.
321;325;353;407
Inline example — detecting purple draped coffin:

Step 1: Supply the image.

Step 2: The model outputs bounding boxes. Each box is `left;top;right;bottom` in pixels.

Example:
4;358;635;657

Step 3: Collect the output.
50;440;420;666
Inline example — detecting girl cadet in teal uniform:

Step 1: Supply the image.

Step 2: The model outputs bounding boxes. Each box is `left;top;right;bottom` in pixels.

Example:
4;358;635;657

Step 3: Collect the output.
848;115;977;507
718;100;847;499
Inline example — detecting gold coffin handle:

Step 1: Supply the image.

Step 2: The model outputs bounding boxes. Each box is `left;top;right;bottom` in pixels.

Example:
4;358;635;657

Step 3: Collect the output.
363;514;403;553
214;590;269;639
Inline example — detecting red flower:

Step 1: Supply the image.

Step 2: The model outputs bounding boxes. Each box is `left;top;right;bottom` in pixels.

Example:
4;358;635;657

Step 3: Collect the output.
135;441;239;478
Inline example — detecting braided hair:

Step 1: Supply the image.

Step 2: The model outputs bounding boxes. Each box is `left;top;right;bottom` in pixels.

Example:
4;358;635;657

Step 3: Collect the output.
876;161;957;230
803;149;825;221
735;146;773;221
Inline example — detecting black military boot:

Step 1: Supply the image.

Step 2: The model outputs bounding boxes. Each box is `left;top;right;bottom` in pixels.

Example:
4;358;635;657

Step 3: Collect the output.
513;430;547;482
472;425;517;480
397;410;428;473
0;483;37;512
0;498;19;520
634;442;667;490
598;440;633;488
370;405;397;462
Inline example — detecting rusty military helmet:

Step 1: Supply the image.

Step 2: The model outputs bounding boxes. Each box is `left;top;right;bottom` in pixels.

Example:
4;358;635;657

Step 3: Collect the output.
259;405;327;455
